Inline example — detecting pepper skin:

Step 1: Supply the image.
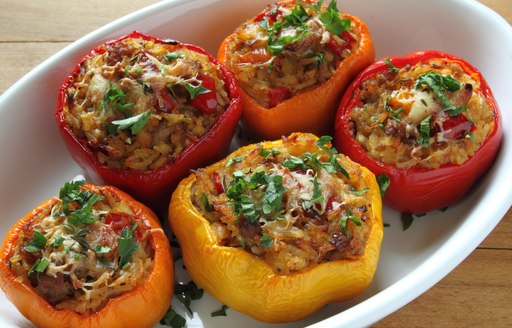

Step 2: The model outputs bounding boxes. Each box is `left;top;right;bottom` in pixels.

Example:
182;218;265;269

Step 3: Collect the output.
334;51;503;214
168;132;383;323
55;31;242;214
217;0;375;140
0;184;173;328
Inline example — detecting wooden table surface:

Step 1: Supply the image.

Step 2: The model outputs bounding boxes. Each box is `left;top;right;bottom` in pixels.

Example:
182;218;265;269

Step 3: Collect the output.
0;0;510;327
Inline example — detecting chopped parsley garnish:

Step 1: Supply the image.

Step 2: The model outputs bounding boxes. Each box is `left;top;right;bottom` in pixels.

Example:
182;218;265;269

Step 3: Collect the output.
164;51;184;61
57;180;103;227
260;233;274;247
376;174;390;197
94;244;111;254
319;0;351;35
118;223;139;269
28;257;50;276
401;213;414;231
414;71;466;116
211;305;229;317
313;51;325;66
160;307;186;328
50;235;65;248
260;148;281;159
184;82;211;100
201;192;213;212
225;156;243;168
174;281;204;315
227;171;286;223
24;231;47;253
109;110;151;135
100;86;134;114
384;58;400;73
350;187;369;195
339;207;362;237
417;115;432;147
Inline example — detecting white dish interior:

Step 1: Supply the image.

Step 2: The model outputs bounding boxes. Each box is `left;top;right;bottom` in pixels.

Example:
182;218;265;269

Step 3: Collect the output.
0;0;511;327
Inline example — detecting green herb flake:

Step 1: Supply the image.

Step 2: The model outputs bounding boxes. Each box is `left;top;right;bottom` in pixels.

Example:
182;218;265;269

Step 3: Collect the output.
101;86;134;114
260;233;274;247
160;307;186;328
314;51;325;67
110;110;151;135
94;244;111;254
118;224;139;268
376;174;390;197
350;187;369;195
28;257;50;276
225;156;243;168
414;71;466;117
184;82;211;100
401;213;414;231
50;235;65;248
384;58;399;73
417;115;432;147
24;231;47;253
339;207;362;237
174;280;204;315
319;0;351;35
164;51;184;61
260;148;281;159
201;193;213;212
211;305;229;317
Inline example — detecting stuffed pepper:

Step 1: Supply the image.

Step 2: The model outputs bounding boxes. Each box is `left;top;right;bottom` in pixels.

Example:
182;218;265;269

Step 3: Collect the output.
0;181;173;328
56;31;242;213
169;132;383;322
335;50;502;214
218;0;374;139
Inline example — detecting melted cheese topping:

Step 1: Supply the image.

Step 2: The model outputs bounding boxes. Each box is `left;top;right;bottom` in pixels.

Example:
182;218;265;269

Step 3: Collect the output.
63;36;229;171
9;189;154;314
351;57;495;169
191;134;374;275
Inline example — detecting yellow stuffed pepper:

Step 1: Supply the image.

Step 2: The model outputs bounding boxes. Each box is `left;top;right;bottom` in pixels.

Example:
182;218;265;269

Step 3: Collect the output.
169;132;383;323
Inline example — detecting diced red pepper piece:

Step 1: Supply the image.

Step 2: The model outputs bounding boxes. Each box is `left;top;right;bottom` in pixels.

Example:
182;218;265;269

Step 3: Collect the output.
268;86;292;107
212;172;224;194
442;114;475;139
191;74;217;114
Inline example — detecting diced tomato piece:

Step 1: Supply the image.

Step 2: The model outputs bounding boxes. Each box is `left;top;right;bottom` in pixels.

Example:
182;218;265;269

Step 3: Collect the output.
191;75;217;114
212;172;224;194
268;86;292;107
442;114;475;139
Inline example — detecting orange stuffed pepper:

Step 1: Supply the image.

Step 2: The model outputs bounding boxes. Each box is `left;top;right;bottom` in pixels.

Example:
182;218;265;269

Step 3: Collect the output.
218;0;374;139
169;133;383;322
0;181;173;328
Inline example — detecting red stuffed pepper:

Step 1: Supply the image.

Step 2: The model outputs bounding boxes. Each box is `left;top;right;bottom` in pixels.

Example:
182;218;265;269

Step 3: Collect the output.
55;31;242;213
334;50;502;214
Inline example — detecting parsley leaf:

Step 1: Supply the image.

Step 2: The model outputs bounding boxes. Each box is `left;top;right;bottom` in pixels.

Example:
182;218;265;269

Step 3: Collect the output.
110;110;151;135
24;231;47;253
376;174;390;197
384;58;399;73
414;72;466;116
164;51;184;61
160;307;186;328
260;233;274;247
225;156;243;168
401;213;414;231
68;206;98;226
201;193;213;212
184;82;211;100
260;148;281;159
174;281;204;315
50;235;65;248
339;207;362;237
28;257;50;276
101;86;134;114
211;305;229;317
118;224;139;269
417;115;432;147
319;0;351;35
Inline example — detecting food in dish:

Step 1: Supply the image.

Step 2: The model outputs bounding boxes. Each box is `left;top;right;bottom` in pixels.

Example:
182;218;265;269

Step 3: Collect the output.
169;132;383;322
0;180;173;328
218;0;374;139
55;31;242;213
334;50;502;213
